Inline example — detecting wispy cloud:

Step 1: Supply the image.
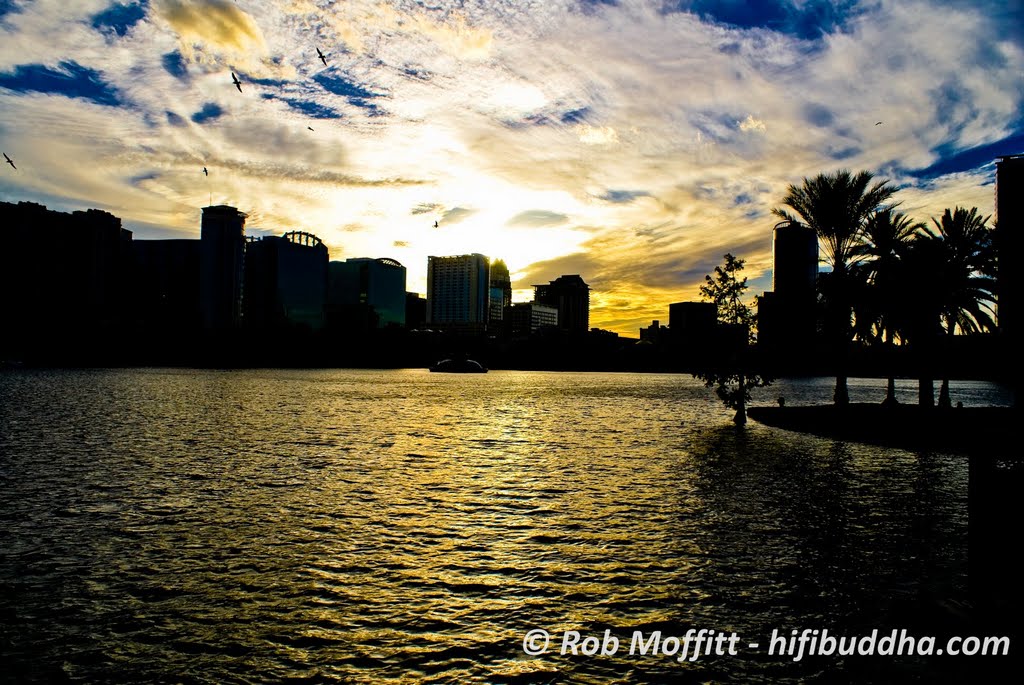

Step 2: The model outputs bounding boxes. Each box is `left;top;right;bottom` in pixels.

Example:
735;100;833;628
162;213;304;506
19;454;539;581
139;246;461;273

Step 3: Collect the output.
0;0;1020;335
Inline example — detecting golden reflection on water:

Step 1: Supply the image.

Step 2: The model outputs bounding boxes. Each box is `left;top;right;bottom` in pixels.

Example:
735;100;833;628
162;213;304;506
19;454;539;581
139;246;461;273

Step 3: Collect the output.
0;369;994;683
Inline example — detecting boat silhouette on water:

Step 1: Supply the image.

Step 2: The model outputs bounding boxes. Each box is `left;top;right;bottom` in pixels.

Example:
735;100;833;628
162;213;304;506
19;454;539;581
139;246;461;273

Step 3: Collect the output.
429;358;488;373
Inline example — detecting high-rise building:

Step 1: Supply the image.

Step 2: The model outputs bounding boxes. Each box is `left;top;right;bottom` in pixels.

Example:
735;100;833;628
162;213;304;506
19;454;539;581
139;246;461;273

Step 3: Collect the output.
758;220;819;358
996;155;1022;342
772;221;818;298
506;302;558;337
0;201;132;355
405;292;427;330
200;205;246;330
244;231;328;330
489;259;512;324
669;302;717;344
327;257;407;328
131;239;201;332
426;253;490;333
533;274;590;333
996;154;1022;402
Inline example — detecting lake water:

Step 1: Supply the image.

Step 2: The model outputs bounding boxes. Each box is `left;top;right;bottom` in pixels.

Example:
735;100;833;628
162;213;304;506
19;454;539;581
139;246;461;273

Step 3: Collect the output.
0;369;1016;683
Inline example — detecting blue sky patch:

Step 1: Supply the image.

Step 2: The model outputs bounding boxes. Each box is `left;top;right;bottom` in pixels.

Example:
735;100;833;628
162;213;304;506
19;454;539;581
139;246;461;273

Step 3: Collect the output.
129;171;159;187
0;61;121;106
828;145;861;161
910;129;1024;180
162;51;188;80
313;72;385;112
600;189;649;204
671;0;860;40
280;97;340;120
191;102;224;124
0;0;20;22
803;102;834;128
91;2;146;38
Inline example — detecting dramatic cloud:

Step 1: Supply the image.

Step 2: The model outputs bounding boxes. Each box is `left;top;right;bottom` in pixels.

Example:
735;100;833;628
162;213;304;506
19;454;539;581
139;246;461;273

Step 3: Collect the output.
0;0;1021;334
153;0;293;78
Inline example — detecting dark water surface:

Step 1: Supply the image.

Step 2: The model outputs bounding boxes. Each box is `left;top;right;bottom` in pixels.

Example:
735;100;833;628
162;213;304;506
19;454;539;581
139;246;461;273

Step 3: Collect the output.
0;369;1015;683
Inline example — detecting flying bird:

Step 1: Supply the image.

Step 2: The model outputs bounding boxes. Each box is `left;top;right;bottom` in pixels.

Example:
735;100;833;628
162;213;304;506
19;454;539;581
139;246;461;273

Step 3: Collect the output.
875;121;883;125
203;166;208;176
433;221;439;228
308;126;314;131
3;153;15;170
231;72;242;92
316;47;328;66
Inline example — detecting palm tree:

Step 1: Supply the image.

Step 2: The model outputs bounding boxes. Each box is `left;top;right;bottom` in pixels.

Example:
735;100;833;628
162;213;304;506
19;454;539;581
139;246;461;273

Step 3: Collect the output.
851;209;925;405
773;170;899;405
919;207;997;407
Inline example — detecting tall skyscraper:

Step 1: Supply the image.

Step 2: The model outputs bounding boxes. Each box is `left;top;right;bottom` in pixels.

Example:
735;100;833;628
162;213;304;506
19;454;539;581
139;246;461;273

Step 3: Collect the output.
758;220;819;360
0;201;132;354
200;205;246;330
996;155;1022;342
506;302;558;337
132;239;201;332
489;259;512;324
996;154;1022;402
244;231;329;330
534;274;590;333
327;257;407;328
772;221;818;298
426;253;490;333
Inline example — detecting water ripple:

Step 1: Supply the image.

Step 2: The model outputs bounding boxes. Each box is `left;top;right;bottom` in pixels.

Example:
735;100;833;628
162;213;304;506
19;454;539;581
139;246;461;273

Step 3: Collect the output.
0;369;1005;683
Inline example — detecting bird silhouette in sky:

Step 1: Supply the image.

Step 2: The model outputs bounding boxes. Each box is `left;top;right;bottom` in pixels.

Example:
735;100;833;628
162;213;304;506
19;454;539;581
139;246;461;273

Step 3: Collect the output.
316;47;328;66
433;221;439;228
203;166;208;176
3;153;15;170
232;72;242;92
308;126;314;131
875;121;883;125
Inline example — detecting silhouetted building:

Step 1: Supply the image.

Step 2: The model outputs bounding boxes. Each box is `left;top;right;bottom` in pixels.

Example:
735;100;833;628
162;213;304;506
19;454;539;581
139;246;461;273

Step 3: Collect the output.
772;221;818;297
996;154;1022;402
200;205;246;330
996;155;1021;342
758;220;819;362
244;231;328;330
534;274;590;333
506;302;558;337
405;292;427;329
489;259;512;325
0;201;132;358
131;239;201;332
427;253;490;333
640;320;668;344
327;258;407;329
669;301;717;344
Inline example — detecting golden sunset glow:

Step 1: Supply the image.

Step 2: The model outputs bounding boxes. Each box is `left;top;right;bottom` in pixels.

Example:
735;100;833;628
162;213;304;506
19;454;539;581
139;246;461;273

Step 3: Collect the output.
1;0;1020;334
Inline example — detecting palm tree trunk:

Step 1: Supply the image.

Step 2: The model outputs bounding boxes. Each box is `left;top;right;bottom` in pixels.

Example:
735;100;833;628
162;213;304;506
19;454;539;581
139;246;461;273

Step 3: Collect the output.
882;328;898;406
833;317;850;406
883;377;897;406
834;375;849;405
937;327;953;408
919;378;934;407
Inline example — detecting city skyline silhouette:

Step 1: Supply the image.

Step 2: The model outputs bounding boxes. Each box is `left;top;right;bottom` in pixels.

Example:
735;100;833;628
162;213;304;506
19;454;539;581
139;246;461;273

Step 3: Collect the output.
1;0;1023;336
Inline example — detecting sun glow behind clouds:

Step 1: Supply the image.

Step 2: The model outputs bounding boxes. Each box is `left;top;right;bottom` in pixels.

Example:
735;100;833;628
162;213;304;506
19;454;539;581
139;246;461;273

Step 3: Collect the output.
0;0;1021;335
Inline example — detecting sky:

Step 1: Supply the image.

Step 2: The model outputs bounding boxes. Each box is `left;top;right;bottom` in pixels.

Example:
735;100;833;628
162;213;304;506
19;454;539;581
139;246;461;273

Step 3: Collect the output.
1;0;1022;336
